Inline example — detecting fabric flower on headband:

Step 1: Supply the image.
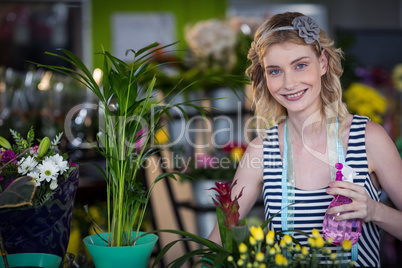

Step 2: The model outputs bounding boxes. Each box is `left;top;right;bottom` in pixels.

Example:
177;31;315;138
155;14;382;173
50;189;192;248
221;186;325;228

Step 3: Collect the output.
291;16;321;47
255;15;322;54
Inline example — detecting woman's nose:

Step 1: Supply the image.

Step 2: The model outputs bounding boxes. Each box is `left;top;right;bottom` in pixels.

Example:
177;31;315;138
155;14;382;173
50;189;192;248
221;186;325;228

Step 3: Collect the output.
283;73;298;91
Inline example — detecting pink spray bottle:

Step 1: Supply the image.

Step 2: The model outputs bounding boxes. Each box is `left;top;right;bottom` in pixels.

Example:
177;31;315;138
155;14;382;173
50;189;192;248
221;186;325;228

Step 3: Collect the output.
322;163;362;245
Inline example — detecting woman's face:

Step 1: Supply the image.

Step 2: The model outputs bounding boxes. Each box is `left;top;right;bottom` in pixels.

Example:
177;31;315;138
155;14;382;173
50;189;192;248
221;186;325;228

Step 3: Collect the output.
262;42;327;117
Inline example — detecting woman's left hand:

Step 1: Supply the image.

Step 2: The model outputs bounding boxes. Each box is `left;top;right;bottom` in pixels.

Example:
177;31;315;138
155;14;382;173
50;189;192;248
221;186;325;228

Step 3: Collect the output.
326;181;377;222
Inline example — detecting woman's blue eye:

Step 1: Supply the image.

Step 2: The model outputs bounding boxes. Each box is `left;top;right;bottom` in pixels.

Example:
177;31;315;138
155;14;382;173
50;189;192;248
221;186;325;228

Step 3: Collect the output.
270;69;280;75
296;63;306;69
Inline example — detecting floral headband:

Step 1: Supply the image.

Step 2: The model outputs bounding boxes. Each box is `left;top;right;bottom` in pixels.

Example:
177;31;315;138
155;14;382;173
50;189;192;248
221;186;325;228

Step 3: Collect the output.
255;15;322;54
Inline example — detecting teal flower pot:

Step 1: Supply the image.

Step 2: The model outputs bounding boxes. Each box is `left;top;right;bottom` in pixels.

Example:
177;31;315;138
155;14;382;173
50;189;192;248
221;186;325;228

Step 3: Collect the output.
0;253;61;268
83;232;158;268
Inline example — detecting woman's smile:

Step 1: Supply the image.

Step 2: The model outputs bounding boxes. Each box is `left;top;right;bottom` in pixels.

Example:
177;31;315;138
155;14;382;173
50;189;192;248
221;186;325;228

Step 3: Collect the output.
282;89;308;101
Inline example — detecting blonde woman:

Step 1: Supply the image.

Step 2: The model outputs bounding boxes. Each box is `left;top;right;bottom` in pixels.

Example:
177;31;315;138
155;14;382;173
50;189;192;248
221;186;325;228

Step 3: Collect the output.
208;12;402;267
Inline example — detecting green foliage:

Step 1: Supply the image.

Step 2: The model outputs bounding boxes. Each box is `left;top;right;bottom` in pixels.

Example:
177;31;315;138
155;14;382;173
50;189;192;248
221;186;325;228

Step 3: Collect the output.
33;42;216;247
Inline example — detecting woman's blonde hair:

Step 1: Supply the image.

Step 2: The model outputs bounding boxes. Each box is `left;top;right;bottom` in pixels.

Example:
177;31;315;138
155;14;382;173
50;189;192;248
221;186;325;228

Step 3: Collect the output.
246;12;349;138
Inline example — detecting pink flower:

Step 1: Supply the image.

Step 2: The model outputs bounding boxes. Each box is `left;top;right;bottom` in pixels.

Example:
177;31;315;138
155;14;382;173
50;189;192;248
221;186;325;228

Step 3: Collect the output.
29;145;39;156
209;180;243;228
1;149;18;164
134;127;148;153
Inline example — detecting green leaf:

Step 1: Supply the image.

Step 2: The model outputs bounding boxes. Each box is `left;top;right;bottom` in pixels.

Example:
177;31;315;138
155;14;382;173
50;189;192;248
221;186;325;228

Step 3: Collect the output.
0;176;36;208
216;206;233;252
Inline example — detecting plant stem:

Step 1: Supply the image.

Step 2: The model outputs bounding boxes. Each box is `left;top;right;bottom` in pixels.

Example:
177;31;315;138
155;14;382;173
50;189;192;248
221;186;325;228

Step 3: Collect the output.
0;231;10;268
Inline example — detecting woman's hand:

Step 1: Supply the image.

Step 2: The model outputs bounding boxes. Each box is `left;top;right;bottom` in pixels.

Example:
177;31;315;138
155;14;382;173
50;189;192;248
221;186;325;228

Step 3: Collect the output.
325;180;377;222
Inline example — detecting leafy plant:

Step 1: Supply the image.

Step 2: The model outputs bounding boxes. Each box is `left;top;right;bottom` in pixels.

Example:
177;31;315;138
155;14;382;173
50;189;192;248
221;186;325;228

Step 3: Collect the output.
32;42;215;247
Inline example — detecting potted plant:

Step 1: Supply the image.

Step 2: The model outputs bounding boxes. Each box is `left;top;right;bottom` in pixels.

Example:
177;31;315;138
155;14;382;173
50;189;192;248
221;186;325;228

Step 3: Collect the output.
0;127;79;263
32;42;213;267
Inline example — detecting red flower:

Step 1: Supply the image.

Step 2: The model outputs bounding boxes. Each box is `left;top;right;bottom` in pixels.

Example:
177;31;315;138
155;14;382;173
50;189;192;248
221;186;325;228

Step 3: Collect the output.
209;180;243;228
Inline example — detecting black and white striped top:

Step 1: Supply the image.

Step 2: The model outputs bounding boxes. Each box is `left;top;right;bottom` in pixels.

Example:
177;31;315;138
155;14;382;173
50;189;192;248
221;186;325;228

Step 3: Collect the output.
262;115;381;267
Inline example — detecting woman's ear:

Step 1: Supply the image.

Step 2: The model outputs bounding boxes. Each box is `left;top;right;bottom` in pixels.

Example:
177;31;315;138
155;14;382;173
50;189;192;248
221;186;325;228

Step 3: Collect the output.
319;49;329;75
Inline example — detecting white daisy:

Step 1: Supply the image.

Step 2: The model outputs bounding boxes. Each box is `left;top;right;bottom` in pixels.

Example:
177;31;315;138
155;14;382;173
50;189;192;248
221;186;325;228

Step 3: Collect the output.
27;171;41;186
50;180;58;190
18;156;38;175
50;154;69;174
36;159;60;182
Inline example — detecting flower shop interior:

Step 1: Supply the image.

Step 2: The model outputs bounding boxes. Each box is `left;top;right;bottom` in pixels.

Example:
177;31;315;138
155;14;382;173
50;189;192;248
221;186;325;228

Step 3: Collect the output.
1;0;402;267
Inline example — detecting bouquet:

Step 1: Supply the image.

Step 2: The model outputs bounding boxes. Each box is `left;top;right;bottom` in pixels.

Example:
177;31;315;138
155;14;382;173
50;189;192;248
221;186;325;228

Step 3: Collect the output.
0;126;79;258
0;126;77;206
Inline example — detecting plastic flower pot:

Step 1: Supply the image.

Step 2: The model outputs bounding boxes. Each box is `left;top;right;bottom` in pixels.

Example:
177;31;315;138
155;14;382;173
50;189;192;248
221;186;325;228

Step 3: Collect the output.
0;253;62;268
83;231;158;268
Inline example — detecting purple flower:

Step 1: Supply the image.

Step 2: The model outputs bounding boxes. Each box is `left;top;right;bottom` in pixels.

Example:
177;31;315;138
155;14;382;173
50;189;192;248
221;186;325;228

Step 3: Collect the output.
1;149;18;164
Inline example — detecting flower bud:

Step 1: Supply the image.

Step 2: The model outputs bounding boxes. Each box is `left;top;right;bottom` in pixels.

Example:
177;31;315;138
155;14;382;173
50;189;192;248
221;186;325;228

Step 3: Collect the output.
315;236;325;248
283;234;292;246
250;226;264;242
239;242;248;253
38;137;50;158
312;228;320;239
255;252;264;262
342;240;352;252
0;136;11;150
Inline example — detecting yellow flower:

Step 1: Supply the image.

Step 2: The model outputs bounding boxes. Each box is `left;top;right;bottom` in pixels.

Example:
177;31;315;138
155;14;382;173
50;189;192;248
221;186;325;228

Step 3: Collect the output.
231;146;245;162
227;256;233;262
256;252;264;262
239;242;248;253
241;254;247;260
154;127;169;145
249;236;257;246
275;254;289;266
250;226;264;242
269;247;276;256
274;243;281;253
294;244;301;253
280;238;286;248
283;234;292;246
266;230;275;245
301;246;309;256
342;240;352;252
259;264;266;268
315;236;325;248
344;82;387;124
330;252;337;261
237;259;244;266
312;228;320;239
307;237;315;248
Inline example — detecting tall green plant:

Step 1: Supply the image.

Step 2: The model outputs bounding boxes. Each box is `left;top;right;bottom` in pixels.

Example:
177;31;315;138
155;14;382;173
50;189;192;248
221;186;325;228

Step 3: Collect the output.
33;43;211;247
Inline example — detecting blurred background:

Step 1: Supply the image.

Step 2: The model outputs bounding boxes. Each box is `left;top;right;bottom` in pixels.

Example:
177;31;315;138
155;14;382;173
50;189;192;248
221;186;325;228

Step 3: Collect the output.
0;0;401;267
